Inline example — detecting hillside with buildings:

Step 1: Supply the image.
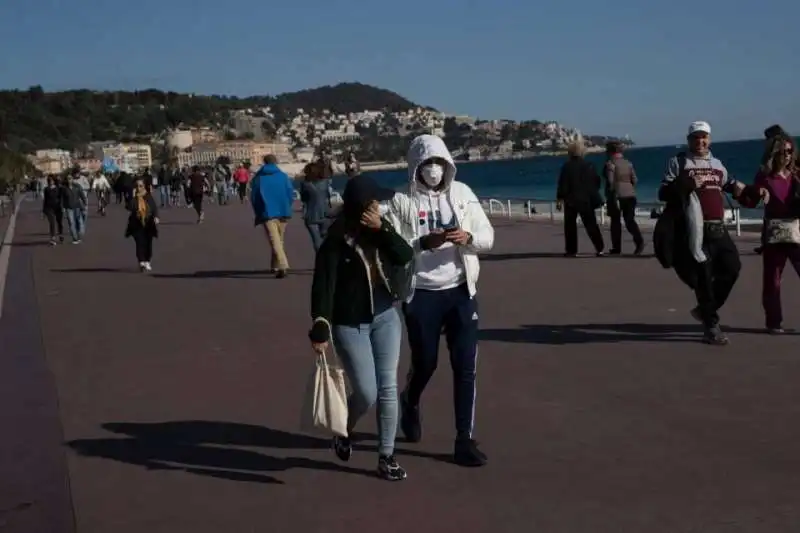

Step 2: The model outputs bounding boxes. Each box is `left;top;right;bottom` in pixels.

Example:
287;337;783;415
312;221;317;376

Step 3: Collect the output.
0;82;632;178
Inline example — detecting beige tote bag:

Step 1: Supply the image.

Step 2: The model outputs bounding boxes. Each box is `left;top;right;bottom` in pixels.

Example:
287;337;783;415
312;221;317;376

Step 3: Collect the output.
301;346;349;437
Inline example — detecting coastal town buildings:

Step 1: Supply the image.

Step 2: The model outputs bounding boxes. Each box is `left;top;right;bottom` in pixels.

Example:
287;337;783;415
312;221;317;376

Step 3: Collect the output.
176;140;292;167
31;148;72;173
25;101;616;176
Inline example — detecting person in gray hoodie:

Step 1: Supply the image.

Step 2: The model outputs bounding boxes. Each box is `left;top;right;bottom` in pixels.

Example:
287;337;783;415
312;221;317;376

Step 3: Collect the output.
384;135;494;467
659;121;749;345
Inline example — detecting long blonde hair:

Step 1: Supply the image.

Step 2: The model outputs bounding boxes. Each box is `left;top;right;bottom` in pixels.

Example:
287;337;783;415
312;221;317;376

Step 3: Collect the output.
760;134;797;176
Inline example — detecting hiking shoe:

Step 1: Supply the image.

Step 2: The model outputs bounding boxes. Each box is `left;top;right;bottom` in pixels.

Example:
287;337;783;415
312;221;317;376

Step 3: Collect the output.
378;455;407;481
703;326;729;346
400;394;422;443
332;436;352;462
454;439;488;467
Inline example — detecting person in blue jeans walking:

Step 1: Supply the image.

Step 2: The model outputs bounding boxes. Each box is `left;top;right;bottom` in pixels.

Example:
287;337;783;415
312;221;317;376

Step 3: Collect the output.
62;173;88;244
298;160;334;252
309;174;413;481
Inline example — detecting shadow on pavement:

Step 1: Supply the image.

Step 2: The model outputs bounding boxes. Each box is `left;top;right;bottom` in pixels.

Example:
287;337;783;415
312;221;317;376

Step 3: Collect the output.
478;322;782;345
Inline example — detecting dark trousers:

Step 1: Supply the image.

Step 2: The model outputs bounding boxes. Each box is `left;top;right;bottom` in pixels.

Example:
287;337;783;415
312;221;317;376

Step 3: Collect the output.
762;244;800;329
402;284;478;440
608;196;643;251
694;228;741;327
191;194;204;215
238;182;247;202
44;208;63;239
563;205;604;255
132;230;154;262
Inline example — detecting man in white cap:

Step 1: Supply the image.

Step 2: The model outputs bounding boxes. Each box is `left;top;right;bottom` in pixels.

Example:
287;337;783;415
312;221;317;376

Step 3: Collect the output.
658;121;749;345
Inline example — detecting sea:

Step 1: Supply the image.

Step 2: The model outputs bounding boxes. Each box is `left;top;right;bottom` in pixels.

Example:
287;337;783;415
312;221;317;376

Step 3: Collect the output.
331;139;790;218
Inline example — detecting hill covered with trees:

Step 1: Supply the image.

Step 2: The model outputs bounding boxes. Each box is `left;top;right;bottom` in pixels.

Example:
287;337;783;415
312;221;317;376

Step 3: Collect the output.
0;82;425;153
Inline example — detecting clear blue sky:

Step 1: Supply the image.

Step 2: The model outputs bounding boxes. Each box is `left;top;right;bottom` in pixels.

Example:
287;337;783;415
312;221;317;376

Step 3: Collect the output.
1;0;797;146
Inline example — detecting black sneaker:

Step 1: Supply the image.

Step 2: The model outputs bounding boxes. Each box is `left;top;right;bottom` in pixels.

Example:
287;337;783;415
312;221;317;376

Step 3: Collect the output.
634;243;645;256
453;439;487;467
332;436;352;462
703;326;729;346
377;455;407;481
400;394;422;443
276;270;288;279
608;249;622;255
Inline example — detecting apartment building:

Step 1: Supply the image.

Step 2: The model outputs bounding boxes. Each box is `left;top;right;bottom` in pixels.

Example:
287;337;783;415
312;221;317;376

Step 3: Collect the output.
176;141;293;168
33;149;72;173
123;144;153;170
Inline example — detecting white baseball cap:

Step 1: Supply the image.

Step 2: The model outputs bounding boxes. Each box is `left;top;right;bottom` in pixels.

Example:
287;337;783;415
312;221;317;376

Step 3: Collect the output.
688;121;711;135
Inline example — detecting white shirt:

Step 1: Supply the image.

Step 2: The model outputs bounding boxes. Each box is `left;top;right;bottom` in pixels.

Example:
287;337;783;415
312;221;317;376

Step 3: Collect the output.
414;191;466;290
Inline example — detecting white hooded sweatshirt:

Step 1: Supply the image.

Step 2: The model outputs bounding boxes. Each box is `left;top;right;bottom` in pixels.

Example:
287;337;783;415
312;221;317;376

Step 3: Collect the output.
384;135;494;301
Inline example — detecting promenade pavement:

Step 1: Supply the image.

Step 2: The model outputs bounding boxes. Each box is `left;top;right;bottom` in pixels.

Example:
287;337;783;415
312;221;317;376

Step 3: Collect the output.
2;198;800;533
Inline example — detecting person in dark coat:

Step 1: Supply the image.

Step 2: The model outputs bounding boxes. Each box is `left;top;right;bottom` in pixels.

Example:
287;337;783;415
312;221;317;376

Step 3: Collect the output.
125;177;159;272
556;138;605;256
42;176;64;245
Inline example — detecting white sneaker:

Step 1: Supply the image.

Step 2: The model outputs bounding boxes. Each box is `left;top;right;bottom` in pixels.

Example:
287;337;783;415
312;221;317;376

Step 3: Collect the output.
139;261;146;272
143;262;152;272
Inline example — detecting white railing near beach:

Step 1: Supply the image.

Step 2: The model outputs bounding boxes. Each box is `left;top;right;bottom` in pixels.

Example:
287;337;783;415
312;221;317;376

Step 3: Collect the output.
479;197;746;237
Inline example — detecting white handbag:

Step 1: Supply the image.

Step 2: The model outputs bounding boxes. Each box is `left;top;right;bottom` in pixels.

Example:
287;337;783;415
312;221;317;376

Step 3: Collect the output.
300;345;349;437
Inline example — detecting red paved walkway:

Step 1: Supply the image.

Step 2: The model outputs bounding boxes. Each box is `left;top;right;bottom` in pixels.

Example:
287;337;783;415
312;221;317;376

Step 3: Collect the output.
3;198;800;533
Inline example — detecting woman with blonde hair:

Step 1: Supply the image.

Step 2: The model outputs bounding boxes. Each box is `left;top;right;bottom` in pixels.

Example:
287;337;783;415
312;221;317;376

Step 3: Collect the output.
740;133;799;333
125;177;160;272
555;136;606;256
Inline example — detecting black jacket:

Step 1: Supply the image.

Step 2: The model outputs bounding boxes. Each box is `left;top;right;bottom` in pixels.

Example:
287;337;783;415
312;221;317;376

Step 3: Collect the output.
309;217;413;342
125;194;160;238
42;186;62;212
556;157;603;211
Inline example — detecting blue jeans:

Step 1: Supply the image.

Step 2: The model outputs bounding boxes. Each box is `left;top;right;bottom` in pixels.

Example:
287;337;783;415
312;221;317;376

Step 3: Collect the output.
333;295;402;456
305;221;328;253
65;208;86;241
159;185;171;207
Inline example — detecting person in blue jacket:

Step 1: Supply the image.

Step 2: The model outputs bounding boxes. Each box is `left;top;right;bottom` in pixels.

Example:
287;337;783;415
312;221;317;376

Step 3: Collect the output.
250;154;295;278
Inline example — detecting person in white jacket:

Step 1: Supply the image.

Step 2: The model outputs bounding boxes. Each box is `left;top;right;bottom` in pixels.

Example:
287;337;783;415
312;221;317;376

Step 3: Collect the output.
92;172;111;215
383;134;494;467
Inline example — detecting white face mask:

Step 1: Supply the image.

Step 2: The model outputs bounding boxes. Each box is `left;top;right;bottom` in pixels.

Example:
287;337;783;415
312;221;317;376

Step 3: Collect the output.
420;164;445;188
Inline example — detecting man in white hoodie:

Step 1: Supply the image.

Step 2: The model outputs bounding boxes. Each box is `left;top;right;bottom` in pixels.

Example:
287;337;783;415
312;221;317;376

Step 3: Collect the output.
384;135;494;467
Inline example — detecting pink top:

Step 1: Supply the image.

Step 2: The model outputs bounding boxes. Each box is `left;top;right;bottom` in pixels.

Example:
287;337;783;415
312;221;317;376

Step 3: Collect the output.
233;168;250;184
752;171;798;219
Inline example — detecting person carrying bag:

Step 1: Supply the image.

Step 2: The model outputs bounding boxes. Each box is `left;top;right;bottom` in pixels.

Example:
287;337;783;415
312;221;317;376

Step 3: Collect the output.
301;318;348;438
307;174;414;481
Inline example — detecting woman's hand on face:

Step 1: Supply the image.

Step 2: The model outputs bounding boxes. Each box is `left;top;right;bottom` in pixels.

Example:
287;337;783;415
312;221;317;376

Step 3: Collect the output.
360;204;382;230
311;341;328;354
